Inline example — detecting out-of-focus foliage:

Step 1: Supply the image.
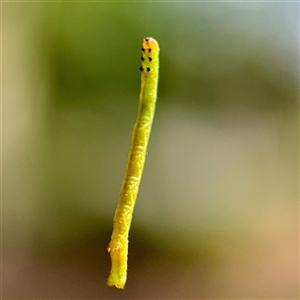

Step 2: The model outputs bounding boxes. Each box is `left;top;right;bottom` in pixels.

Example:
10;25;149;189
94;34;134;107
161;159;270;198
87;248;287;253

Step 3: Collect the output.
3;2;298;299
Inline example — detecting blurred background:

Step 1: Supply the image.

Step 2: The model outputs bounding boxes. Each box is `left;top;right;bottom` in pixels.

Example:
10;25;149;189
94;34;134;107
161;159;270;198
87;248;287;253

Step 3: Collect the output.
2;1;299;299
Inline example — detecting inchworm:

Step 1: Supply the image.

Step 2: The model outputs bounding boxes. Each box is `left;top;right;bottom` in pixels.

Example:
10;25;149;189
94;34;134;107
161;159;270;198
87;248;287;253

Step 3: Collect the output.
107;37;160;289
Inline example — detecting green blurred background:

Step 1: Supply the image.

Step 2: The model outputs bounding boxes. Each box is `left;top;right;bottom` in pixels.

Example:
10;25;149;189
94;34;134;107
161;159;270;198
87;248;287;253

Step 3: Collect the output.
3;1;298;299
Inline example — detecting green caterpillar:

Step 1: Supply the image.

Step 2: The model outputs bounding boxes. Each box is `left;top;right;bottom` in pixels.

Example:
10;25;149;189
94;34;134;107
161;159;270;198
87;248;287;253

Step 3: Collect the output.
107;37;160;289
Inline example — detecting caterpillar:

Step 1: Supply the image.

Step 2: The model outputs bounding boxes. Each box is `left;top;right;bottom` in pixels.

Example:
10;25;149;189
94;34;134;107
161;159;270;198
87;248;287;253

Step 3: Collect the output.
107;37;160;289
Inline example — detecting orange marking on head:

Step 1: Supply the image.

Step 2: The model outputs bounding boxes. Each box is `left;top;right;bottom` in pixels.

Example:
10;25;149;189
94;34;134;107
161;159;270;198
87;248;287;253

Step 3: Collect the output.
143;37;159;51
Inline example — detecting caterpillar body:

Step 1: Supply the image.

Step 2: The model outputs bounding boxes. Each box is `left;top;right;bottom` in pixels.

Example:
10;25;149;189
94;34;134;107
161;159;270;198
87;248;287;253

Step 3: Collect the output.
107;37;160;289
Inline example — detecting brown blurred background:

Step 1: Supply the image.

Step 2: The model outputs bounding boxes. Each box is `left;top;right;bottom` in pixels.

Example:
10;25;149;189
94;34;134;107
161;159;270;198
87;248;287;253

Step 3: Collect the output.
2;2;299;299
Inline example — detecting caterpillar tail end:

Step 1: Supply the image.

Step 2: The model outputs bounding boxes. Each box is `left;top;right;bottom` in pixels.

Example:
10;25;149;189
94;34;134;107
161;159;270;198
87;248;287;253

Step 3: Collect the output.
106;271;126;289
106;243;127;289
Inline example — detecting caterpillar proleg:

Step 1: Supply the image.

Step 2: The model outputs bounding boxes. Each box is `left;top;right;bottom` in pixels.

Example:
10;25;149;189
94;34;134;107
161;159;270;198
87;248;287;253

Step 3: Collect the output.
107;37;160;289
